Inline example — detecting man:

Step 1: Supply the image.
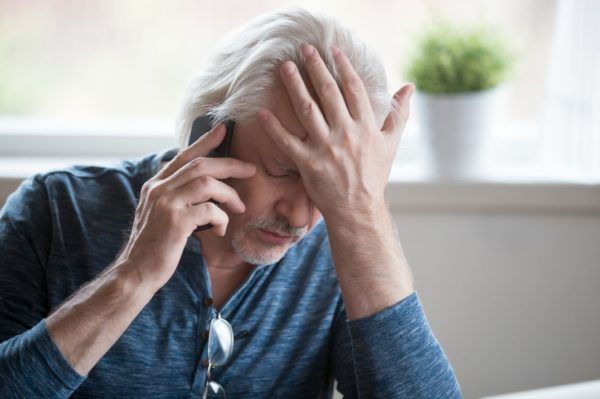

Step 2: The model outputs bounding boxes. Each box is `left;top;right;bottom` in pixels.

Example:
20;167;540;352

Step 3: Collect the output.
0;8;461;398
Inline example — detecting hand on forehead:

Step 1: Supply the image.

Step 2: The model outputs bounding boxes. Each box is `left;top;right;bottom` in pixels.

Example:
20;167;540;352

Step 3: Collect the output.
267;76;321;142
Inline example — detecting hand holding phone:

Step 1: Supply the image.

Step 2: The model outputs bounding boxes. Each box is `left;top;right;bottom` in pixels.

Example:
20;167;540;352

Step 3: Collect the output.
188;116;236;232
118;120;253;292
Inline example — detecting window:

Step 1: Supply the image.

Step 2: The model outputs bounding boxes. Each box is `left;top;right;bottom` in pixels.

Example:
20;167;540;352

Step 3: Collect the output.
3;0;596;181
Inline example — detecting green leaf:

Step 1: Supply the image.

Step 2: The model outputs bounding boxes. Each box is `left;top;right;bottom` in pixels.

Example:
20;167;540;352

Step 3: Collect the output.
405;21;516;94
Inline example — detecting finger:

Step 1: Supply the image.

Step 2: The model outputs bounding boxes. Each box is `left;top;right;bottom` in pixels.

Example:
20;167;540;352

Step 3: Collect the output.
175;176;246;214
157;123;226;179
164;156;256;191
279;61;329;142
258;108;309;163
301;44;350;126
381;84;414;134
332;47;375;123
190;202;229;236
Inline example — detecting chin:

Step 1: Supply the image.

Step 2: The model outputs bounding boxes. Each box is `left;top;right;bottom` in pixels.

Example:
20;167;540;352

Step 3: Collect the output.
227;218;305;265
230;232;291;265
233;242;289;265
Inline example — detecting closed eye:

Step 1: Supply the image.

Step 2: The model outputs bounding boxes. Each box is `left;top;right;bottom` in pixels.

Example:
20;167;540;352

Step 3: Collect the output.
268;167;301;179
266;170;289;178
260;158;300;178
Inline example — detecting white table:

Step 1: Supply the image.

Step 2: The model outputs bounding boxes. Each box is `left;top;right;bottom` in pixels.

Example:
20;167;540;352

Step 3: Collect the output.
483;380;600;399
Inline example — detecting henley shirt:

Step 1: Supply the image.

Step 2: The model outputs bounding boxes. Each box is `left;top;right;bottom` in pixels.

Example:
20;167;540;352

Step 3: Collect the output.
0;149;461;398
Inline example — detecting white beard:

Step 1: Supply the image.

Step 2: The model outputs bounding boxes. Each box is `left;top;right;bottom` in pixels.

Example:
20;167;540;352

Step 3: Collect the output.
229;217;308;265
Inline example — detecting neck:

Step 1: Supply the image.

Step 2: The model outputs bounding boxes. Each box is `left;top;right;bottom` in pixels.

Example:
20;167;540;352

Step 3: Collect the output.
196;229;251;272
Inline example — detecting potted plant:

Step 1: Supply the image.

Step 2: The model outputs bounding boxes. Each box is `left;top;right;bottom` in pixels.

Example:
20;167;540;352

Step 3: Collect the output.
406;22;515;179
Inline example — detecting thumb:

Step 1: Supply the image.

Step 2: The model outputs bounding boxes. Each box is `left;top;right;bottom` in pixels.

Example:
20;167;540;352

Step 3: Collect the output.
382;83;414;134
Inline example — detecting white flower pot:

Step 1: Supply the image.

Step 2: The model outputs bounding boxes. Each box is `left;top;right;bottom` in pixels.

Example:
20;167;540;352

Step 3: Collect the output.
415;87;503;180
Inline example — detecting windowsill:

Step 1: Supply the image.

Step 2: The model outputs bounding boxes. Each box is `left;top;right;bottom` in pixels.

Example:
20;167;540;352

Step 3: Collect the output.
1;155;598;214
1;117;598;213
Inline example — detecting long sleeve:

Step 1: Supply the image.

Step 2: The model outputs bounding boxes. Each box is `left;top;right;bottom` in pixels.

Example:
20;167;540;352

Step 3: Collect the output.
331;292;462;398
0;176;85;397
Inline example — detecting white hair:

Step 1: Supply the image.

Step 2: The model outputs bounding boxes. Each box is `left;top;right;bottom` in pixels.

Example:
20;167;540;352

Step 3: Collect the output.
175;7;390;147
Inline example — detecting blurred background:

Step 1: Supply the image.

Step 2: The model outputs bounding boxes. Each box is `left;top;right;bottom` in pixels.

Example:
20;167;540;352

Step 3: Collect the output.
0;1;599;398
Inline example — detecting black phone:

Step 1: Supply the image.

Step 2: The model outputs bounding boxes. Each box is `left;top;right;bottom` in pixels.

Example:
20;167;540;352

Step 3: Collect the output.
189;115;235;232
188;115;235;156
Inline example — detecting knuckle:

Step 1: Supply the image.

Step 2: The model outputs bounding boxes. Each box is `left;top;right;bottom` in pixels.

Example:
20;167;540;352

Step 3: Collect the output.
280;138;293;151
337;122;356;140
346;77;364;95
331;147;344;163
204;202;224;219
188;158;201;169
154;195;170;211
172;151;187;164
141;181;153;196
165;208;179;226
155;198;178;225
198;175;215;188
145;182;163;201
189;157;205;169
203;201;217;214
306;54;320;67
323;144;336;160
320;81;339;98
300;101;315;118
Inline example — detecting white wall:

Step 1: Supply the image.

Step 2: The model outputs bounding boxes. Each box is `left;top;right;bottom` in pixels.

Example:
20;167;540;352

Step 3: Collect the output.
389;184;600;398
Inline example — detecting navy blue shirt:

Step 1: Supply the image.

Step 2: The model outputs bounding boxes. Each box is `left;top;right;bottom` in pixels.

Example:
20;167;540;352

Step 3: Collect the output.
0;149;461;398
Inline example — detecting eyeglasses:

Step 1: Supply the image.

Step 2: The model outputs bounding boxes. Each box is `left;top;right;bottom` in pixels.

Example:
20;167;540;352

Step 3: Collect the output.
202;313;234;399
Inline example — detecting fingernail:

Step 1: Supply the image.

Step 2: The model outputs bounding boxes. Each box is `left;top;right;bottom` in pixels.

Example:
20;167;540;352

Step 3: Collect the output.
258;109;269;121
301;44;314;57
281;61;296;76
332;46;341;57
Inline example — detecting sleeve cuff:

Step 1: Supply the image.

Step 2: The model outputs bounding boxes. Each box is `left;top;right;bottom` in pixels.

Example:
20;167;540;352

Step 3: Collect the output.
34;319;87;389
0;320;86;397
346;292;461;398
347;291;421;330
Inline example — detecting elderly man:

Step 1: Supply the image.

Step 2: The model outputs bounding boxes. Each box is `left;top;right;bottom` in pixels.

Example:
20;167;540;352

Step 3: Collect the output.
0;8;461;398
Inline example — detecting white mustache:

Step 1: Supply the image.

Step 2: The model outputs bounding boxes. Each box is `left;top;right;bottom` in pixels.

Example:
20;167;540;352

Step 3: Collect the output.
250;218;307;239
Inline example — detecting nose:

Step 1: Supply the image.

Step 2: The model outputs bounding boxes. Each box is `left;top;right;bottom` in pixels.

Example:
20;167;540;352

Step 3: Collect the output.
274;183;314;229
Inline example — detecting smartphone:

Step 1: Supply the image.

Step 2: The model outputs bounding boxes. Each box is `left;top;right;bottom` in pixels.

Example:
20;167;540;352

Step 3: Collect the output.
189;115;235;232
188;115;235;156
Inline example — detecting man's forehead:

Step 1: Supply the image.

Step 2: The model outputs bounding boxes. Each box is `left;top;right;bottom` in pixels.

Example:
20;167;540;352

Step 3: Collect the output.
236;114;295;169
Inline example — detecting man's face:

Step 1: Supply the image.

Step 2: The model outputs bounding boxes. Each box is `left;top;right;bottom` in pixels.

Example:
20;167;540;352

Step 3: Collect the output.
223;84;322;265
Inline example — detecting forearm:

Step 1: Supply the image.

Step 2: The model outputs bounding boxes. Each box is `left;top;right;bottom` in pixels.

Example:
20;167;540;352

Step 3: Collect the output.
327;205;461;397
325;203;414;320
46;261;155;376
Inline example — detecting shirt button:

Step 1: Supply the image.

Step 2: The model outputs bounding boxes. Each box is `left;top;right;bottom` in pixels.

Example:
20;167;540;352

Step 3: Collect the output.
201;329;209;340
203;297;213;307
201;359;209;368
